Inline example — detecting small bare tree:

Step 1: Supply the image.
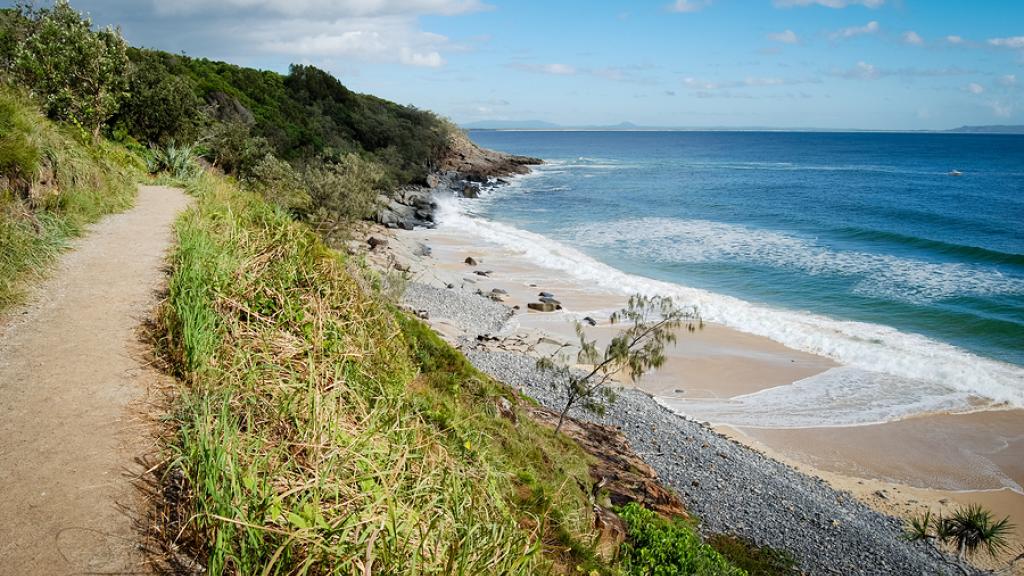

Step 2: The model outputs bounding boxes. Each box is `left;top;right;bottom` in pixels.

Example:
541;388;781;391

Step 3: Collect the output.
538;294;701;434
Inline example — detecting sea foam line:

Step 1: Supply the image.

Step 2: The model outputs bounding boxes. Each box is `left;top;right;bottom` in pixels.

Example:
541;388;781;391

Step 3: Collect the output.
434;196;1024;414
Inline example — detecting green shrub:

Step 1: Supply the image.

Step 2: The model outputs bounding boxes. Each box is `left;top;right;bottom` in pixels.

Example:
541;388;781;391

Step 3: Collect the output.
11;0;129;138
203;118;272;176
618;503;747;576
242;153;310;215
304;153;385;235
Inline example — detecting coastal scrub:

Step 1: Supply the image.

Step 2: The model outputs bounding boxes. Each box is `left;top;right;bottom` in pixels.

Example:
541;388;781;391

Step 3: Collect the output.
158;173;619;574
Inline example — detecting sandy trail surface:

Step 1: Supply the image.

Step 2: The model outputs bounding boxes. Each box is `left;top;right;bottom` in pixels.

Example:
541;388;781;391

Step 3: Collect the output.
0;186;191;575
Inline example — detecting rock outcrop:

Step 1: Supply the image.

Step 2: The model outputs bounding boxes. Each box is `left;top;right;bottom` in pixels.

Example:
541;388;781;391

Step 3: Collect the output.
375;130;542;230
440;130;542;181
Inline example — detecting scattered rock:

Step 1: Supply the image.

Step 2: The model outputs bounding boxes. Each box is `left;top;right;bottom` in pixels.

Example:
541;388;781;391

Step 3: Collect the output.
367;236;388;249
394;262;411;273
461;182;481;198
528;302;558;312
539;296;561;306
474;270;492;277
414;243;432;257
446;283;455;289
539;291;555;298
465;256;478;266
582;316;597;326
496;396;517;424
491;288;508;295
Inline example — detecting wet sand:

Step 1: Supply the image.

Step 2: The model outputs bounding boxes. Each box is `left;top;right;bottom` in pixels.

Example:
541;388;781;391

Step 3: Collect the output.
372;222;1024;565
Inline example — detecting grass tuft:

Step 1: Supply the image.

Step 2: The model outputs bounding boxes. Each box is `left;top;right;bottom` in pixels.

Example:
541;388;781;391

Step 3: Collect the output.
0;89;136;311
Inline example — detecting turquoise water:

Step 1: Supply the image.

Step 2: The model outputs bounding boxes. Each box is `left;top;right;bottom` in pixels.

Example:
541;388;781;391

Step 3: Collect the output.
444;130;1024;425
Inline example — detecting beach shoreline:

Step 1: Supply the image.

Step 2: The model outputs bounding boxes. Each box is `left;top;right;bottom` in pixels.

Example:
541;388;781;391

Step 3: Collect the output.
356;204;1024;571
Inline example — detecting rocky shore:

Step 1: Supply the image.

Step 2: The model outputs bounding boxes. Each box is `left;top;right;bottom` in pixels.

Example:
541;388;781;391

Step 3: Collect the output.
392;277;968;576
375;131;541;230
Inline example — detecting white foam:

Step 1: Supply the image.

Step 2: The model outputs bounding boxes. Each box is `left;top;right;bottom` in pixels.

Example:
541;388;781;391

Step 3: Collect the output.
433;197;1024;421
571;217;1024;303
663;366;978;428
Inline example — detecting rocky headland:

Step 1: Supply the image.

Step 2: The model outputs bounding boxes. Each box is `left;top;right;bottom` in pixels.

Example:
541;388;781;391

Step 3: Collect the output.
375;130;541;230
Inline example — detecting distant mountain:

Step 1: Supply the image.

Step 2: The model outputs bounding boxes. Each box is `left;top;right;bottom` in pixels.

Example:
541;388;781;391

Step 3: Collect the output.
461;120;561;129
946;125;1024;134
464;121;1024;133
462;120;647;130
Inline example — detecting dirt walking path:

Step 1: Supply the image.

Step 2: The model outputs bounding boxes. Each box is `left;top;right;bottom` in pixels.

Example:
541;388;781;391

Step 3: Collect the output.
0;186;191;575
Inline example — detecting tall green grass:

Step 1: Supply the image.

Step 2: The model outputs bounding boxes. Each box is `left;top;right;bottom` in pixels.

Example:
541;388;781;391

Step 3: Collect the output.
0;90;137;310
159;174;606;574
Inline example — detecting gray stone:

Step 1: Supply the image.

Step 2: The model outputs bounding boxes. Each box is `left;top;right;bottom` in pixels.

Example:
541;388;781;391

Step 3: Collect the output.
461;182;481;198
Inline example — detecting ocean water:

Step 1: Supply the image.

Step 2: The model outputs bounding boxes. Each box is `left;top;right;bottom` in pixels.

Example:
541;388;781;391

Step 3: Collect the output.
441;130;1024;428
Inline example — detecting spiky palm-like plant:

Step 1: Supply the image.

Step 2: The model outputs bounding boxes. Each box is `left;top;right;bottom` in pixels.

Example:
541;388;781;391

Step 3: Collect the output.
906;504;1017;576
147;141;199;180
941;504;1014;560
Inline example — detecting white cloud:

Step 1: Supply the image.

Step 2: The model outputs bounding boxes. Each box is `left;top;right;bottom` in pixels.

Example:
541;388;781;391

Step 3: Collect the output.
152;0;490;17
988;36;1024;49
774;0;883;8
511;63;577;76
840;61;880;79
945;35;964;45
830;20;879;40
967;82;984;94
683;77;721;90
833;62;972;80
254;16;450;67
682;76;799;90
143;0;490;68
768;30;799;44
668;0;712;13
988;101;1013;118
902;67;972;77
902;31;923;45
998;74;1017;87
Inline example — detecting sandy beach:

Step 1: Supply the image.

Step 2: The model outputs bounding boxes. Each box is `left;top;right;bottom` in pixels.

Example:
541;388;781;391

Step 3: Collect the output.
359;215;1024;571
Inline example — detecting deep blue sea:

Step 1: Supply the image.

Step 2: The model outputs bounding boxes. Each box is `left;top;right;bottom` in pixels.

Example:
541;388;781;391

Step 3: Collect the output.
448;130;1024;425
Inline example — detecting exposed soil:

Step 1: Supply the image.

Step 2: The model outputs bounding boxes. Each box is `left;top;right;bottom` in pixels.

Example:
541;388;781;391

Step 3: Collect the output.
0;186;191;575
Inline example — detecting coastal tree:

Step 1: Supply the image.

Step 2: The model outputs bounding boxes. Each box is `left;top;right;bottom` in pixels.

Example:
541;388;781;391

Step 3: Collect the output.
906;505;1020;575
11;0;130;139
538;294;701;434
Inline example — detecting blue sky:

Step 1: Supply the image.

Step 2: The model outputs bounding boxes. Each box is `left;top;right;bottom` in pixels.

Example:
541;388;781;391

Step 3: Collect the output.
61;0;1024;129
